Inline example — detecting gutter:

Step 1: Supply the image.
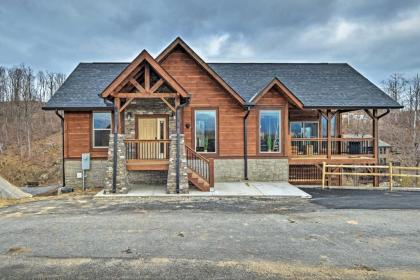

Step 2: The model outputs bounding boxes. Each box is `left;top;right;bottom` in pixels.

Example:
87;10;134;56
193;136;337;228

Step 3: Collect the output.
243;105;252;180
175;97;190;193
112;102;119;193
55;110;65;187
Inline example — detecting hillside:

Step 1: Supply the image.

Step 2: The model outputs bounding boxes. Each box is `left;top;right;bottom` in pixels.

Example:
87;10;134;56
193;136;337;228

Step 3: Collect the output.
0;133;61;187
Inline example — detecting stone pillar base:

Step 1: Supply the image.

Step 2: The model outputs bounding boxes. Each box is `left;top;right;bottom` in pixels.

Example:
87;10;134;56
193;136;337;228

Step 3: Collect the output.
104;134;128;194
166;134;189;194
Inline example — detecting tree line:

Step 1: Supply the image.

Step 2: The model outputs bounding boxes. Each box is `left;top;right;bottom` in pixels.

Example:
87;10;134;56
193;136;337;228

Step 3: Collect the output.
381;73;420;168
0;64;65;158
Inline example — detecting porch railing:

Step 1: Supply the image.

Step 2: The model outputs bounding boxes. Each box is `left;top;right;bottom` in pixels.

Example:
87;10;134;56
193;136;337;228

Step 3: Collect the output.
125;139;170;160
185;144;214;187
291;137;374;157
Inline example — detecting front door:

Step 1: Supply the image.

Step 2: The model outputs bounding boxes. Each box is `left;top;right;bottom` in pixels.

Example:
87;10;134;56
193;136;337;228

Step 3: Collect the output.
137;116;167;159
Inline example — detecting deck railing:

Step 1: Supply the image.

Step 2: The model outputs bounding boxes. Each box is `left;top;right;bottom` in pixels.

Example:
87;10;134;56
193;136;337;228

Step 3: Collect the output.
185;144;214;187
291;137;374;157
125;139;170;160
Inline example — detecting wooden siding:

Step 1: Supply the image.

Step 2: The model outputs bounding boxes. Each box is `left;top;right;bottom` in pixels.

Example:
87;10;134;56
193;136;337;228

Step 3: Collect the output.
161;48;246;157
161;48;292;158
64;112;108;159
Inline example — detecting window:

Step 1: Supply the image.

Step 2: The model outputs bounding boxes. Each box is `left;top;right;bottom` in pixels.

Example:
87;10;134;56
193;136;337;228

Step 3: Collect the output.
290;121;319;138
260;110;281;153
92;112;111;148
195;110;216;153
321;115;336;137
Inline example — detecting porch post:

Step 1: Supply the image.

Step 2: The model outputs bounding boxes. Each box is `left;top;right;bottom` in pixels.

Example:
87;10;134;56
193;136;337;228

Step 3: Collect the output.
327;109;332;159
373;109;379;187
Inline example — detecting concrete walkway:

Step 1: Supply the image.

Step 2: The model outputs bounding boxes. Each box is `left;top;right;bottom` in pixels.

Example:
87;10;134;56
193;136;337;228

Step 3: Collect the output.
96;181;311;198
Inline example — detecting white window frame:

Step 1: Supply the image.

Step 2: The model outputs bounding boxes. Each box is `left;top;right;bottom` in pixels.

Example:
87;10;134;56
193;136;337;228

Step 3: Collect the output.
194;110;217;153
92;112;111;148
259;109;282;153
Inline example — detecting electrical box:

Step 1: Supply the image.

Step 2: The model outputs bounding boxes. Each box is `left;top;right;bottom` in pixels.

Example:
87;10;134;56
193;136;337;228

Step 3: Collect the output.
81;153;90;170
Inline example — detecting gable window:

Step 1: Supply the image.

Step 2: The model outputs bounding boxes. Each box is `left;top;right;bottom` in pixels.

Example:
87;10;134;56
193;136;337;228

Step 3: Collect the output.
260;110;281;153
195;110;216;153
92;112;111;148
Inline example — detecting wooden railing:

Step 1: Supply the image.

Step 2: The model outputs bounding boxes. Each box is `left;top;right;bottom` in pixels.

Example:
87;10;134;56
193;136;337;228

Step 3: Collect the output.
125;139;170;160
322;162;420;190
291;137;374;157
185;144;214;188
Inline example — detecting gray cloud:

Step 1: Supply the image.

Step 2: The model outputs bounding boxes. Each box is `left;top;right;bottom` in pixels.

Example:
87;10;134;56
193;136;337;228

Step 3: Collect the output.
0;0;419;84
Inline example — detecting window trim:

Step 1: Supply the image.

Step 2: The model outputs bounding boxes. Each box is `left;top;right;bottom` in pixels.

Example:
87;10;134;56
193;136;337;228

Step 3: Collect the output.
193;108;218;154
92;112;112;149
258;109;282;154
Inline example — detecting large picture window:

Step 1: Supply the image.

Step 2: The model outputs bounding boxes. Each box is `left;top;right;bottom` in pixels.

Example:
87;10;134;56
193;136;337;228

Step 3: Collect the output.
92;112;111;148
290;121;319;138
259;110;281;153
195;110;216;153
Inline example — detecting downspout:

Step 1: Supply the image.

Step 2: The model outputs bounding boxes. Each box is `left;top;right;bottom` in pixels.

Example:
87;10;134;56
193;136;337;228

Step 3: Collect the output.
175;97;190;193
243;105;251;180
55;110;65;187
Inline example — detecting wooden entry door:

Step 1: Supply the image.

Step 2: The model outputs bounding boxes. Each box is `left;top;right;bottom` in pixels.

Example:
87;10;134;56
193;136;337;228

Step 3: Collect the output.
137;116;167;159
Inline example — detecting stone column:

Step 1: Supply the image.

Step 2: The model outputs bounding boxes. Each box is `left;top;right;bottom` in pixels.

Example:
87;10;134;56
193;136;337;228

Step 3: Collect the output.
166;134;189;194
104;133;128;194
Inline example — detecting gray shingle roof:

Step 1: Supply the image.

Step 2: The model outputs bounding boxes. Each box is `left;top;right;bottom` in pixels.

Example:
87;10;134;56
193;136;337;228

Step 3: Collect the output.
208;63;402;109
44;61;402;110
43;62;129;110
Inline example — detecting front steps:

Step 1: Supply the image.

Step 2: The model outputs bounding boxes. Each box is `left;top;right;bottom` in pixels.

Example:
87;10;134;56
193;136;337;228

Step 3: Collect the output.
187;168;210;192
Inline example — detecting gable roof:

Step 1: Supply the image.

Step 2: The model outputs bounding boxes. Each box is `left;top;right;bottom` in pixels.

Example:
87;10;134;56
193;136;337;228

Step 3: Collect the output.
101;49;188;98
156;37;245;105
44;38;403;111
208;63;402;109
43;62;128;110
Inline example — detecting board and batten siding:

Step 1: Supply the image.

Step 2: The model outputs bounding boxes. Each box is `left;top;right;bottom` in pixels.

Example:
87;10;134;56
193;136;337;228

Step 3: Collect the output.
64;112;108;159
160;48;291;158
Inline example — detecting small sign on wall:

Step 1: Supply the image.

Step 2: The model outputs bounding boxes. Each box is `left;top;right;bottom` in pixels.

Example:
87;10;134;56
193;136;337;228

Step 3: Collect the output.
81;153;90;170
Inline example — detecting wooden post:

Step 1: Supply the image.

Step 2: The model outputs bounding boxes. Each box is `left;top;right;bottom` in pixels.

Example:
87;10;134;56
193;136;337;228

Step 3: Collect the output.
209;158;215;189
115;98;123;134
326;110;332;159
322;162;326;189
389;162;393;191
373;109;379;187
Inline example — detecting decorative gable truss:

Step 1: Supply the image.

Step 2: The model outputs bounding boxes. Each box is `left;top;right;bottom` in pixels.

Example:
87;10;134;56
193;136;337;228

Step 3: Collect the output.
101;50;189;113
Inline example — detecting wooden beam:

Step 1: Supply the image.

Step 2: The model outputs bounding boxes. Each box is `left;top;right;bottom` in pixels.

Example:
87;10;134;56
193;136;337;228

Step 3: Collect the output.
119;97;135;113
115;93;177;98
327;109;332;159
114;98;123;134
144;64;150;91
160;97;176;112
129;78;145;93
150;79;164;93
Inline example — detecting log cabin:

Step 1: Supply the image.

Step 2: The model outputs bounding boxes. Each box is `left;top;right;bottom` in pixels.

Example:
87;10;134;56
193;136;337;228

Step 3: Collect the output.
43;37;402;193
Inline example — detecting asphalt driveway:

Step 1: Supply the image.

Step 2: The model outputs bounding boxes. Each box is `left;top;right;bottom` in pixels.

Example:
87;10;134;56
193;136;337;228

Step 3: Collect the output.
302;188;420;209
0;193;420;279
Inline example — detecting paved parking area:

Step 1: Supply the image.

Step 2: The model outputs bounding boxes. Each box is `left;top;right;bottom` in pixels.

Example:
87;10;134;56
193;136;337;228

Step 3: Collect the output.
302;188;420;209
96;181;311;198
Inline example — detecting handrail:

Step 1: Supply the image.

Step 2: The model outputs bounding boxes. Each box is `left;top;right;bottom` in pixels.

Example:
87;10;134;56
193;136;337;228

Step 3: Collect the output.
125;139;170;160
185;144;210;163
185;144;214;188
291;137;374;141
125;139;170;143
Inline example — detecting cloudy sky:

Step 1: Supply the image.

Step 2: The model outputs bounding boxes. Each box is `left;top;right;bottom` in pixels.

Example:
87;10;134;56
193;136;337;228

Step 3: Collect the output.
1;0;419;85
